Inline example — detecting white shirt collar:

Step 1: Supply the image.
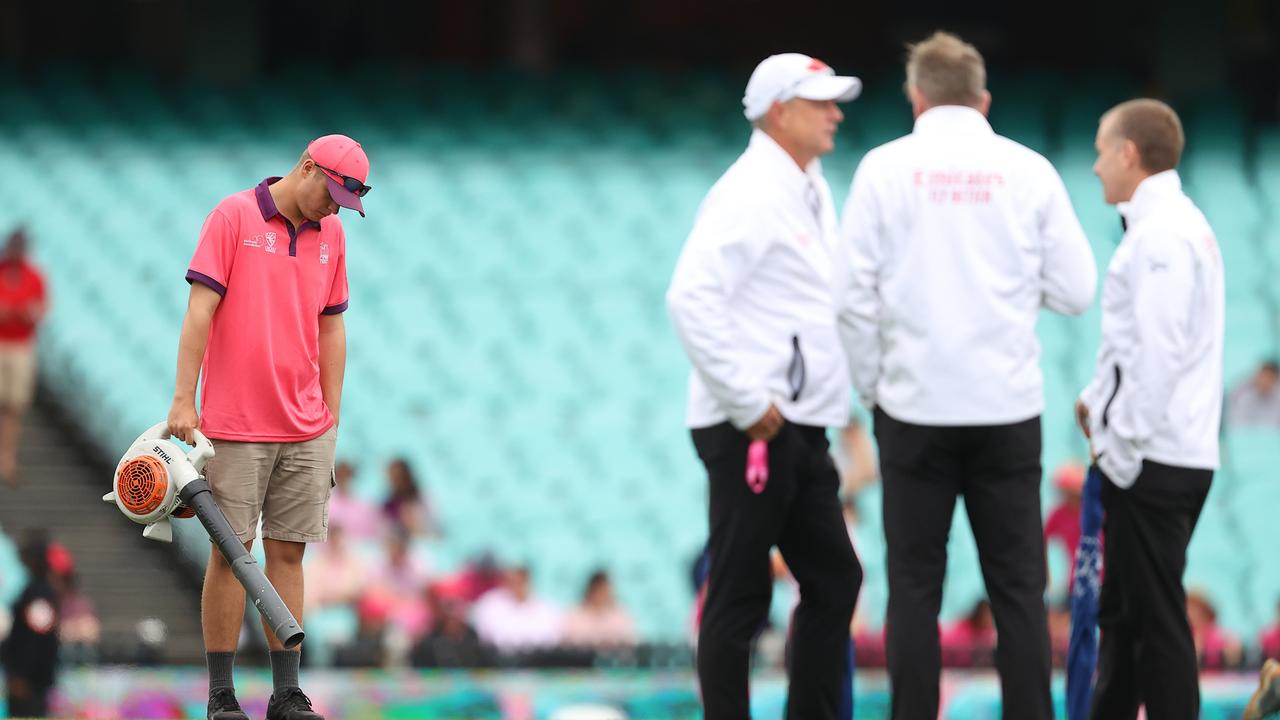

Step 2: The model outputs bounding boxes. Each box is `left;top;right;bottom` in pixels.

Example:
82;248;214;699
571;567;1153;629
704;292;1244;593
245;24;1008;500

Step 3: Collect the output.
913;105;994;135
1118;169;1182;227
748;128;825;187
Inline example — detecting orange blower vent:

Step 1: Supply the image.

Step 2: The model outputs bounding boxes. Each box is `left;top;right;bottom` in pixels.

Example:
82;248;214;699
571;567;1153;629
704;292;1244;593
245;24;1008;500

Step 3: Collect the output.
117;456;170;515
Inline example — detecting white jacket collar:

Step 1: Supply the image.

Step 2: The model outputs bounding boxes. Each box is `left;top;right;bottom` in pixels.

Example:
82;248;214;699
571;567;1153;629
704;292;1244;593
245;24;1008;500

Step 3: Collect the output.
913;105;993;136
1118;170;1182;227
748;128;825;187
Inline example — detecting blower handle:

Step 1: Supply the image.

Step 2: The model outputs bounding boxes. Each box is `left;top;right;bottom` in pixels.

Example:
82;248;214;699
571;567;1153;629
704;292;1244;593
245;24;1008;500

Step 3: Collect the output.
138;421;215;473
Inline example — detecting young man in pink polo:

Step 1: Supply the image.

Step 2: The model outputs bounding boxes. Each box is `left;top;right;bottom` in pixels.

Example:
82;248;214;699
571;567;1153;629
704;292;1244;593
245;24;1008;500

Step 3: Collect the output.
167;135;369;720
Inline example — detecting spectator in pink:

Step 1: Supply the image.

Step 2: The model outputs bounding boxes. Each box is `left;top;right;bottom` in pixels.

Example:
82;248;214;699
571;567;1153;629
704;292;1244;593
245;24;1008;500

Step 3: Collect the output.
562;570;637;648
1043;461;1087;591
940;599;996;666
302;525;366;612
1187;589;1242;669
471;565;562;651
44;544;99;665
55;571;99;664
326;461;382;540
382;458;441;538
450;552;504;603
365;530;432;639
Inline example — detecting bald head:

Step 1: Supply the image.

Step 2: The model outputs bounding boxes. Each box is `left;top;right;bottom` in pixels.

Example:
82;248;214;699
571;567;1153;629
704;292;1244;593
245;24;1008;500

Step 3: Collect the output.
1100;99;1184;174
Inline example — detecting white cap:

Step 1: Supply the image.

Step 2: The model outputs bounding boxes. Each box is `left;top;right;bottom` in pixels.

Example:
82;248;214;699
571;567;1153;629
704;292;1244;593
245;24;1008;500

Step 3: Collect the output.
742;53;862;121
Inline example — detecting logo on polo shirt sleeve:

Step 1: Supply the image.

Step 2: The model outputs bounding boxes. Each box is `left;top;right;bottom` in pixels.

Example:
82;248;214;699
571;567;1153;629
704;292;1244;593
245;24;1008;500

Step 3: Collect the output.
319;242;330;265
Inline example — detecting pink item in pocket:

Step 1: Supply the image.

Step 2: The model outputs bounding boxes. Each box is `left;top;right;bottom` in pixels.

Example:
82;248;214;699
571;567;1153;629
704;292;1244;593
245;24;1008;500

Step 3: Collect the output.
746;440;769;494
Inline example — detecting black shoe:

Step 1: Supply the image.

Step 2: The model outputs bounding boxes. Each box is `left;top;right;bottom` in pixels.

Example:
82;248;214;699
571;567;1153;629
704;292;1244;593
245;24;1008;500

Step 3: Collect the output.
266;687;323;720
208;688;250;720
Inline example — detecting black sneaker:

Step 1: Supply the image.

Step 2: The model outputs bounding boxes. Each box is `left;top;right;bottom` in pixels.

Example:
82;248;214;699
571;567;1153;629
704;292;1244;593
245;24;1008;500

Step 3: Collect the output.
265;687;323;720
208;688;250;720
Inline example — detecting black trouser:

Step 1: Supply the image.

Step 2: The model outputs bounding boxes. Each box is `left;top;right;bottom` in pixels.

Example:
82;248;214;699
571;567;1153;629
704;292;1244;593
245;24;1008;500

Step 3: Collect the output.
874;408;1051;720
1090;460;1212;720
693;421;862;720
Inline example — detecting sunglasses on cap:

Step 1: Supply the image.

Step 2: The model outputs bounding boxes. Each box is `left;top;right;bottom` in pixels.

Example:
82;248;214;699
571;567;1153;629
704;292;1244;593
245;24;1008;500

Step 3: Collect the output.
315;163;372;197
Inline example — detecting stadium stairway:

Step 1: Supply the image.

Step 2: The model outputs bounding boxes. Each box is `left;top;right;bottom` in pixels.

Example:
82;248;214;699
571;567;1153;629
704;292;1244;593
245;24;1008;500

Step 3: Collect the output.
0;384;205;664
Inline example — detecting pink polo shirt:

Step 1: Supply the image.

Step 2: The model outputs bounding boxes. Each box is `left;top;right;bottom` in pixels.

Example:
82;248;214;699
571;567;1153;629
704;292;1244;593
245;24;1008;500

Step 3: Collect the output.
186;177;349;442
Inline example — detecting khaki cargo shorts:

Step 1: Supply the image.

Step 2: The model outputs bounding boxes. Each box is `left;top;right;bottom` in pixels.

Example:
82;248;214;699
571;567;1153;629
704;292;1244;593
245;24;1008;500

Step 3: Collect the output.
205;425;337;543
0;343;36;410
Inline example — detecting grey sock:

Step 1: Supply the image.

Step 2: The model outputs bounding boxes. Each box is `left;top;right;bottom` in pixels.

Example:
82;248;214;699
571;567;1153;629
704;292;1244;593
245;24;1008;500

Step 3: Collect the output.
207;651;236;693
270;650;300;691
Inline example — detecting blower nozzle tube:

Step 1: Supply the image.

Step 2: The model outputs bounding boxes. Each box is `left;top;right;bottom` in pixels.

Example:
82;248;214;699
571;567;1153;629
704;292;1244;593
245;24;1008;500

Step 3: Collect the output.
179;479;304;649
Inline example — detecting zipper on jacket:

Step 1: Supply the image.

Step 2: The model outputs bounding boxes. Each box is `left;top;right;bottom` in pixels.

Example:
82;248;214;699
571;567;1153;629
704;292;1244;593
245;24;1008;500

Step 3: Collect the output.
1101;364;1122;429
787;335;806;402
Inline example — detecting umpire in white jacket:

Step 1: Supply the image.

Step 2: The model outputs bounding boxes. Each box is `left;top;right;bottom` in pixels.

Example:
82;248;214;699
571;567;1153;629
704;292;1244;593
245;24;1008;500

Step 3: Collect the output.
835;32;1096;720
667;53;863;720
1079;98;1224;720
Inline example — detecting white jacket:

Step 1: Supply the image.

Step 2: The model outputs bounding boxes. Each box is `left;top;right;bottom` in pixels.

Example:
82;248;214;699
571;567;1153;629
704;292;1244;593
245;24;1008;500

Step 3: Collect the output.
836;106;1097;425
667;130;851;430
1080;170;1223;487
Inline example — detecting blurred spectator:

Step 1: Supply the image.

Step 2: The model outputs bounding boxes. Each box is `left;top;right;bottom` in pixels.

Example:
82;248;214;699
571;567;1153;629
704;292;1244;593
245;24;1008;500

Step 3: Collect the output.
1186;589;1242;668
1047;601;1071;664
561;570;637;648
940;599;996;666
382;458;442;537
365;530;431;639
0;227;49;485
1043;461;1087;593
1227;360;1280;429
451;551;504;602
54;571;99;665
836;415;879;496
1258;599;1280;659
46;541;73;579
333;594;390;668
1;530;59;717
133;617;167;666
851;624;886;668
303;525;366;612
411;580;490;668
327;461;382;540
471;565;562;651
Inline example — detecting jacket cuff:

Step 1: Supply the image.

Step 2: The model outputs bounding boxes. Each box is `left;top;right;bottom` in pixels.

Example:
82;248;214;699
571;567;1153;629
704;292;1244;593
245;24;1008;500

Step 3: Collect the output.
729;394;774;432
1095;432;1142;488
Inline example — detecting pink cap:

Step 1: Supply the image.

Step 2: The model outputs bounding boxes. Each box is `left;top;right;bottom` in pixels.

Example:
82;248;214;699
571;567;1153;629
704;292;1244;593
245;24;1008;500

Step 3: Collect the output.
1054;463;1086;493
307;134;370;217
47;542;74;576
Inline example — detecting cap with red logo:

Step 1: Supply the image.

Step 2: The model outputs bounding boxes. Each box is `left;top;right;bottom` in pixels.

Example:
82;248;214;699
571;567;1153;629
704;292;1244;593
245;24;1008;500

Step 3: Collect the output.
743;53;862;121
307;134;371;217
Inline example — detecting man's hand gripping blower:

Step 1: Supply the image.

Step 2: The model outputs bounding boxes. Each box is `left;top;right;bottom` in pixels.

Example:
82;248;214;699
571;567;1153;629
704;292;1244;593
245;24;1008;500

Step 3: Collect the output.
104;422;304;648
